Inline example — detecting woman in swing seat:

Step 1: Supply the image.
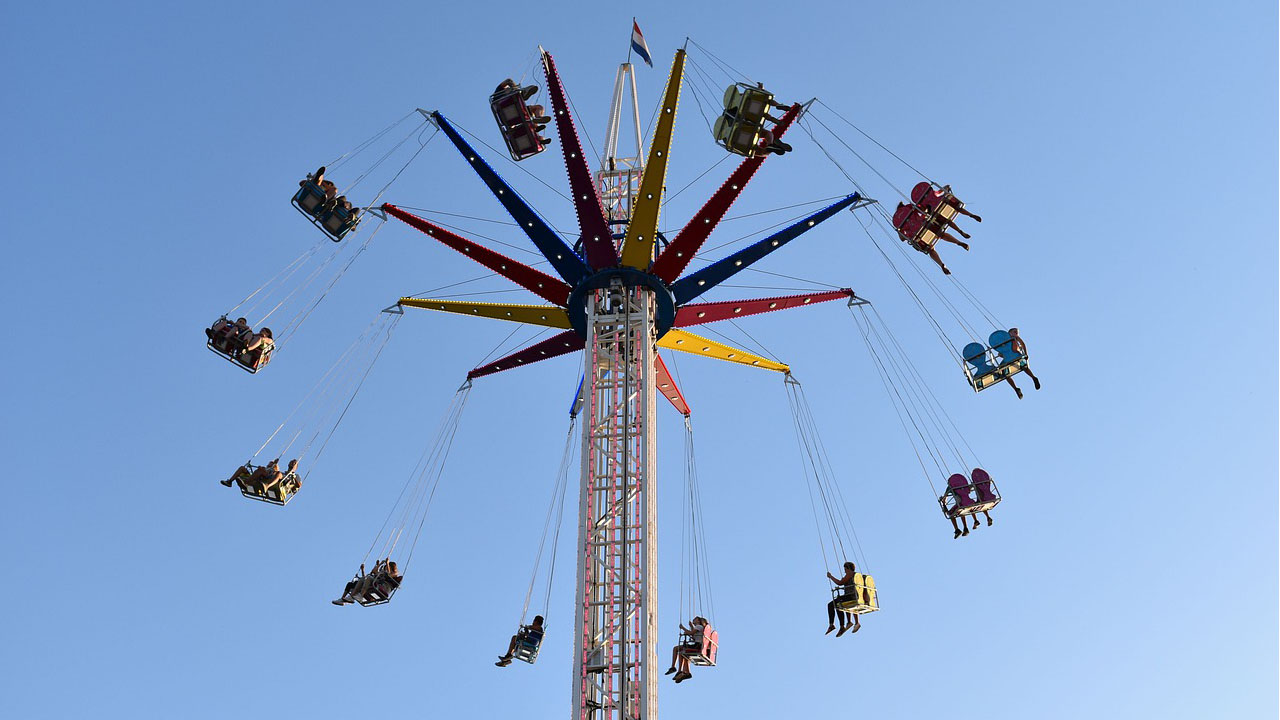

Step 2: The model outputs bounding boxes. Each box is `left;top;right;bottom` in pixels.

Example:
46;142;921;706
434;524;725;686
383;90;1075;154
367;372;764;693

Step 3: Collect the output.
826;561;862;636
666;616;708;682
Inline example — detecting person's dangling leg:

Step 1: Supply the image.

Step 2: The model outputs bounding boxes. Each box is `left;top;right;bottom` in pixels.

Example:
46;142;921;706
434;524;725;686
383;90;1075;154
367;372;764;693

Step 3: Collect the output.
496;634;518;666
667;645;680;673
1023;366;1042;390
1006;376;1024;400
983;509;994;526
950;515;962;539
826;599;838;634
935;229;970;251
939;214;971;239
951;201;981;222
926;247;951;275
674;655;693;682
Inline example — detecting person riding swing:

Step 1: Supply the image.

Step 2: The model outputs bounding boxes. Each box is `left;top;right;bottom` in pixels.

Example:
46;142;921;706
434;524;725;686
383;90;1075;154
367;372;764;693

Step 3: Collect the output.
495;615;545;667
826;561;862;636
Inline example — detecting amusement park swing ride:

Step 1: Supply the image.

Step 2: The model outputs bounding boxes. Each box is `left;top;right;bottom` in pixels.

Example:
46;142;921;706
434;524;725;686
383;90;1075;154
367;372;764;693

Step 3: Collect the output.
208;31;1035;720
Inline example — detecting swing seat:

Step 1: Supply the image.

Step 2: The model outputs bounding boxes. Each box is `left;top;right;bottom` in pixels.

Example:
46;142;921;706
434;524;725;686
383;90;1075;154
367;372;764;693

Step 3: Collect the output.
321;204;360;239
512;625;545;664
353;572;401;607
962;336;1028;392
207;339;267;374
678;626;719;666
987;330;1023;365
892;204;940;250
294;181;328;215
713;113;766;158
939;471;999;518
234;341;273;372
715;83;778;158
911;182;963;225
832;573;879;614
237;468;300;506
291;183;360;242
722;83;775;127
490;87;548;161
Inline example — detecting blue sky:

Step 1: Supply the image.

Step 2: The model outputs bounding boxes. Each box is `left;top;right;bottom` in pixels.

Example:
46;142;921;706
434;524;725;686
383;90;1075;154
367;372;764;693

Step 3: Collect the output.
2;1;1275;718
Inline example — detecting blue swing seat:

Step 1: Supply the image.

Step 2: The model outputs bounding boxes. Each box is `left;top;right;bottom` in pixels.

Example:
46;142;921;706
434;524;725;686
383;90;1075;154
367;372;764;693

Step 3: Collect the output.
291;181;360;242
962;331;1029;391
511;625;544;664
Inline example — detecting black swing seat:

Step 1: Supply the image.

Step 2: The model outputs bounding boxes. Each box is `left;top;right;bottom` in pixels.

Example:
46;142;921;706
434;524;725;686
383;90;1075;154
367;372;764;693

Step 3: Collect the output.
236;464;301;506
291;181;362;241
831;573;879;614
677;626;719;667
511;625;545;664
352;571;401;607
489;86;548;162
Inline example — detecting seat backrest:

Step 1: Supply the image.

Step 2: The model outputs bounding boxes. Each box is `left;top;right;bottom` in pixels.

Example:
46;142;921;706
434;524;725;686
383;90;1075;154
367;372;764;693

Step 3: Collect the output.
712;114;731;142
722;84;743;111
729;123;760;153
971;468;996;502
963;342;995;375
891;204;915;229
507;124;541;154
988;330;1021;365
739;88;771;124
909;182;932;205
295;182;326;213
947;473;974;506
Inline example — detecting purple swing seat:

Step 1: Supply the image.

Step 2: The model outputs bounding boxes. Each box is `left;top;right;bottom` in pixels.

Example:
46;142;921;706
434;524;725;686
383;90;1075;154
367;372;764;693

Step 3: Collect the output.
969;468;1001;513
940;472;977;519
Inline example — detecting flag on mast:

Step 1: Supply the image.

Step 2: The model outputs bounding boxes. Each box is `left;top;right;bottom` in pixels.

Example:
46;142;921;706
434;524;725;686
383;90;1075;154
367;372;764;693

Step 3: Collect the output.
631;20;653;67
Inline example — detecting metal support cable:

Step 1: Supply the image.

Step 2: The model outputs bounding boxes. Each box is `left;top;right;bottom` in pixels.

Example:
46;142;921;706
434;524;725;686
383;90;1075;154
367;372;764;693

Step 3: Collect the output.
254;314;384;460
229;240;324;316
328;109;420;172
278;219;387;345
851;311;941;494
868;305;984;467
521;415;577;623
301;314;401;473
815;99;935;184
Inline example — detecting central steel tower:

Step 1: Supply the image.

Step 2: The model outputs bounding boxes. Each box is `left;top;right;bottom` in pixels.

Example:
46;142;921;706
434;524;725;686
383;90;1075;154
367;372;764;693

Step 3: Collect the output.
571;59;658;720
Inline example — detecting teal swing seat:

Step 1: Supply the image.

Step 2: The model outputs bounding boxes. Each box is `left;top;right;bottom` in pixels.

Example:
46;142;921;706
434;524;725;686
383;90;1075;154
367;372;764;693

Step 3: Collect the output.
962;330;1028;391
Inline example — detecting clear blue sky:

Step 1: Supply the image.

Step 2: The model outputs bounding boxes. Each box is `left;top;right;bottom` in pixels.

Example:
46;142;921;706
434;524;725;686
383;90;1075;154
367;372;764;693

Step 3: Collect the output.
2;1;1275;718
